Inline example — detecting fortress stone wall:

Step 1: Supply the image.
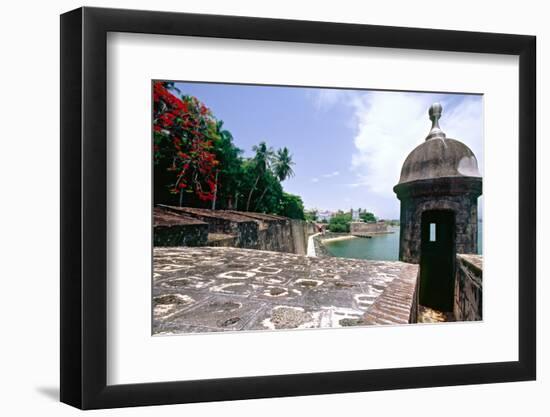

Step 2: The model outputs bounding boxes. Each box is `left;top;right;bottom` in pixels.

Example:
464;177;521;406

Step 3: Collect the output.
153;208;209;247
350;221;390;236
154;206;314;255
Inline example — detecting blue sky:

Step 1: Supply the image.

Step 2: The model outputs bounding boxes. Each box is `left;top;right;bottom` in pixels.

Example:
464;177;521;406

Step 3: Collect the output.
174;82;483;219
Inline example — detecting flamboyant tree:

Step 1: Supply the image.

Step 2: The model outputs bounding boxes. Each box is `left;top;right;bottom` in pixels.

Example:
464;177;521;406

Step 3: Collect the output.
153;81;220;205
152;81;305;219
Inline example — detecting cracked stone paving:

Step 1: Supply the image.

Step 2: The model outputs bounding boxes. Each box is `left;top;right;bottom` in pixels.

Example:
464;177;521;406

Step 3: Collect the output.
153;246;419;335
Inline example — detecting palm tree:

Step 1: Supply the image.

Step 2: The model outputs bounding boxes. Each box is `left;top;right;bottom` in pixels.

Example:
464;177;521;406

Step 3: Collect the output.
273;147;295;181
254;147;295;211
245;141;274;211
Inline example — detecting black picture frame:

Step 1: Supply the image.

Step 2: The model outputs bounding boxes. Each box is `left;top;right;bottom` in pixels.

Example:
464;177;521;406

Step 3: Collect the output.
60;6;536;410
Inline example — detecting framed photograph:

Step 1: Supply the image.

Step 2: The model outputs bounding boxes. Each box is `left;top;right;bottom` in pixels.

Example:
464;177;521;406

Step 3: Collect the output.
60;6;536;409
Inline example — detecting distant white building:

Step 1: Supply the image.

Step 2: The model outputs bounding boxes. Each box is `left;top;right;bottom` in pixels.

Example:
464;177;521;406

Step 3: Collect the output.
317;210;333;222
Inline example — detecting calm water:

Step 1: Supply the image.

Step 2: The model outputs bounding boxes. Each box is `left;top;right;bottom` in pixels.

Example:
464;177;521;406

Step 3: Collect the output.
325;223;483;261
325;227;400;261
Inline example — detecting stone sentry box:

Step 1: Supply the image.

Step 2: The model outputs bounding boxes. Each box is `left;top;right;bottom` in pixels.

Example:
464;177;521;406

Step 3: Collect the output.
394;103;482;313
393;103;482;264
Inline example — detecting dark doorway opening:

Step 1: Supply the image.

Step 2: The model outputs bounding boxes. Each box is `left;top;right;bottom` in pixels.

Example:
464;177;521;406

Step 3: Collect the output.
419;210;456;312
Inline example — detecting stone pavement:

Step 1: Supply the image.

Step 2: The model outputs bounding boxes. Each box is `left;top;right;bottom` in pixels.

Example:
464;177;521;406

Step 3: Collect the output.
153;246;419;335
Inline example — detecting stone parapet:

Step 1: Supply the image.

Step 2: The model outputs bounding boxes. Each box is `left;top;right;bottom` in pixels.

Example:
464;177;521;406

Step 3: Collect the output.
153;207;208;247
154;206;314;255
159;205;259;248
454;254;483;321
362;264;419;325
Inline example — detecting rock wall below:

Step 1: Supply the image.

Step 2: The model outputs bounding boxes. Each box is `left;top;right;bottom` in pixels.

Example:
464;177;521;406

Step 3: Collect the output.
350;221;390;236
454;254;483;321
153;206;314;255
153;207;209;246
290;219;310;255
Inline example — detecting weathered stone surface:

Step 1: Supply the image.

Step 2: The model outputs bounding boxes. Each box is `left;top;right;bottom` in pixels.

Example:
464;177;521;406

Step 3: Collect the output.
226;210;292;252
453;254;483;321
206;233;237;247
154;206;314;255
350;221;390;236
394;177;482;263
160;205;259;248
363;267;419;325
397;138;480;184
153;247;419;335
153;207;208;247
458;254;482;272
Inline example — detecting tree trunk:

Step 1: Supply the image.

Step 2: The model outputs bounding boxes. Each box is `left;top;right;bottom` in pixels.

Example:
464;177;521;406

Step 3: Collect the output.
255;187;269;211
179;189;184;207
246;175;260;211
211;170;219;210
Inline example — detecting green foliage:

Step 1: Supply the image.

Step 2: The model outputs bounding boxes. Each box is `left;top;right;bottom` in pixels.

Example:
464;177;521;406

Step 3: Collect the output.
211;120;244;209
245;142;275;211
328;211;352;233
153;84;301;217
273;147;295;181
359;211;376;222
304;209;318;222
255;170;284;214
243;142;297;214
277;193;305;220
153;82;220;205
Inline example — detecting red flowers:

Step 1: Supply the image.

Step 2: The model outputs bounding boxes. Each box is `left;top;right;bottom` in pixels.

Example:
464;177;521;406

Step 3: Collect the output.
153;81;220;202
181;101;189;113
158;113;176;127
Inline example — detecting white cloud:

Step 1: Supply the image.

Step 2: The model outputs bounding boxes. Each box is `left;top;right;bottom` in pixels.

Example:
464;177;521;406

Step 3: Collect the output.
304;88;483;218
349;92;483;204
310;89;346;111
310;171;340;184
322;171;340;178
440;97;484;175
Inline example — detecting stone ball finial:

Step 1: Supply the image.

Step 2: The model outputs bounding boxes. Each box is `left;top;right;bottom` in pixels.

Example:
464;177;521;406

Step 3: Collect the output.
429;102;443;121
426;102;446;141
